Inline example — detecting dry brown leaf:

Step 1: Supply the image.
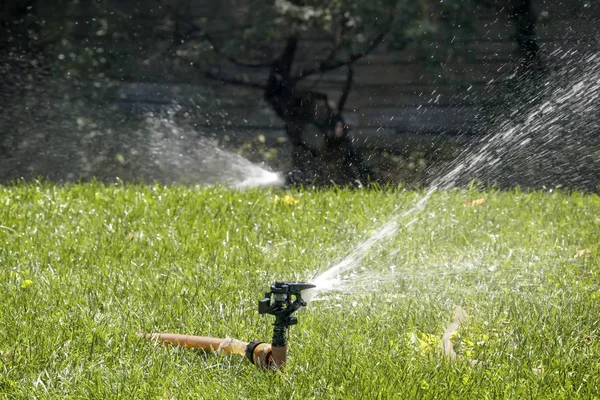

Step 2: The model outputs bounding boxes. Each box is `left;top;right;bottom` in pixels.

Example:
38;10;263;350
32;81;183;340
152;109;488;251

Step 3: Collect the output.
575;249;592;258
274;195;300;206
464;198;486;207
442;306;468;360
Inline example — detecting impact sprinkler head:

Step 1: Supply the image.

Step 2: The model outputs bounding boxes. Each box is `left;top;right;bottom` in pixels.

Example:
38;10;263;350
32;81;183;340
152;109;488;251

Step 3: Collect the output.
246;281;315;369
258;281;315;326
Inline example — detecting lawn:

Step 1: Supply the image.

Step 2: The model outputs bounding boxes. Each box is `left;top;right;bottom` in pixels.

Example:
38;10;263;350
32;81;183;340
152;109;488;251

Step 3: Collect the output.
1;182;599;399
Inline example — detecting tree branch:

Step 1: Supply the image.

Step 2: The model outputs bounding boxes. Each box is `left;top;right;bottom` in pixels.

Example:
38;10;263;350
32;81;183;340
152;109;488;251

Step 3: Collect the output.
162;1;274;69
321;20;347;66
275;37;299;78
204;70;267;89
293;32;386;80
337;66;353;113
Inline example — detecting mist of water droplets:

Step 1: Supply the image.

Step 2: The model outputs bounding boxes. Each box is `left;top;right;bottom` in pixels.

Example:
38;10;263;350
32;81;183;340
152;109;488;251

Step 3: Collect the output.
306;51;600;301
146;114;283;188
437;51;600;190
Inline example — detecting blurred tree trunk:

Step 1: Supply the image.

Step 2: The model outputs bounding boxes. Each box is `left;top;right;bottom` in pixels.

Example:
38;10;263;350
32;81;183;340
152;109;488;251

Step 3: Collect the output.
262;38;373;185
506;0;546;79
479;0;546;78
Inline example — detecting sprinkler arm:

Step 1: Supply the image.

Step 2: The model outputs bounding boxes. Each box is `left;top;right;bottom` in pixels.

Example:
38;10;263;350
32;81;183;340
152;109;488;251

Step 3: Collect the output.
138;333;275;369
139;280;314;371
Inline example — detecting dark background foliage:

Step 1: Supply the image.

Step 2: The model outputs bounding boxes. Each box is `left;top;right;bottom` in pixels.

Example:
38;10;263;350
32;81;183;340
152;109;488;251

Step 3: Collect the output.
0;0;598;187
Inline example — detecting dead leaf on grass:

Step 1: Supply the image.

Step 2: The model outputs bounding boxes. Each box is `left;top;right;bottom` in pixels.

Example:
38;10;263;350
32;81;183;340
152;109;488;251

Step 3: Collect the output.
464;198;486;207
274;195;300;206
442;306;469;360
575;249;591;258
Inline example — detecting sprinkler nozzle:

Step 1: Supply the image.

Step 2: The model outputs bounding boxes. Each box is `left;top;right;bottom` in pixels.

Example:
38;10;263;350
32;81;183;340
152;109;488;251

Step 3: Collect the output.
253;281;315;368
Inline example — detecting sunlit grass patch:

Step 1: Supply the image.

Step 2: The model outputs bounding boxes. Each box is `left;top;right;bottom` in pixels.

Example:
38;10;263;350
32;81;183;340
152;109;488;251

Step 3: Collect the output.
0;182;599;398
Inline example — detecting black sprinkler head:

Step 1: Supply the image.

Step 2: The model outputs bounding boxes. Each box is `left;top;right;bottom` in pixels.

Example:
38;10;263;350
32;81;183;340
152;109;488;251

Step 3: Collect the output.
258;281;315;328
247;281;316;368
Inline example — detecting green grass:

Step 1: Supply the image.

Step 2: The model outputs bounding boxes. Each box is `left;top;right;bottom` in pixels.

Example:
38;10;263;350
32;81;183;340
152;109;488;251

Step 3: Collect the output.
1;182;599;399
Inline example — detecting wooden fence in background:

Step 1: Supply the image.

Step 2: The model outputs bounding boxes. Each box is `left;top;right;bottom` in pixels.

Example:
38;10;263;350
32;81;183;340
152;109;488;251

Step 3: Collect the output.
35;0;599;151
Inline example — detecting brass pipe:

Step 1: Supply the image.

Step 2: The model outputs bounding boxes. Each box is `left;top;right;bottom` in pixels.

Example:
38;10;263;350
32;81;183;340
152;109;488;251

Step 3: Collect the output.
271;345;287;368
140;333;226;351
139;333;277;370
138;280;314;372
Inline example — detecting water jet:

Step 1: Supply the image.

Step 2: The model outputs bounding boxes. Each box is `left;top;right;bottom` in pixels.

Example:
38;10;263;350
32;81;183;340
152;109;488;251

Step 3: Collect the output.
306;51;600;300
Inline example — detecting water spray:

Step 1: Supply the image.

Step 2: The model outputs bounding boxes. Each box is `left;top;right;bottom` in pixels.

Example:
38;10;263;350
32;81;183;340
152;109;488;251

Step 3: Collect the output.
140;281;314;370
